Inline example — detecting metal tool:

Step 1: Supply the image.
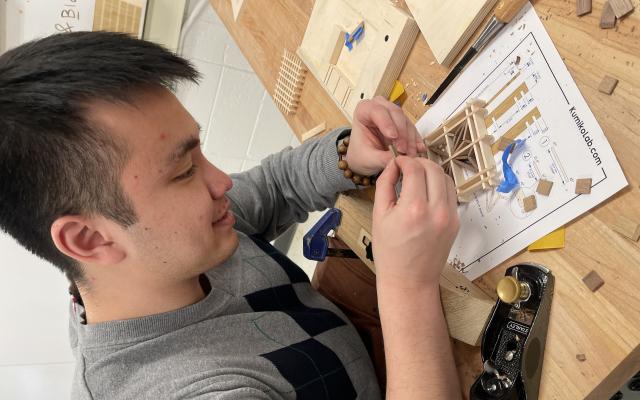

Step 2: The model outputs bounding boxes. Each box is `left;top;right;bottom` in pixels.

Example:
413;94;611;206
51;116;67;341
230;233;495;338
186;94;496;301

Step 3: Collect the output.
426;0;529;105
303;208;359;261
470;263;554;400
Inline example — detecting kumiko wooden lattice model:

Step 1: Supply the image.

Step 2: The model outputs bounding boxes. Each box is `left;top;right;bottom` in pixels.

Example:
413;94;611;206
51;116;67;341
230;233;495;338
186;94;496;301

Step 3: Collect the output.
273;49;307;115
423;99;500;202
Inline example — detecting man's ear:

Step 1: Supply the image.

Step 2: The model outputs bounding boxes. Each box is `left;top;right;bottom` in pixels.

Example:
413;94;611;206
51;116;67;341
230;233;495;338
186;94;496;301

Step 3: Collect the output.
51;216;126;266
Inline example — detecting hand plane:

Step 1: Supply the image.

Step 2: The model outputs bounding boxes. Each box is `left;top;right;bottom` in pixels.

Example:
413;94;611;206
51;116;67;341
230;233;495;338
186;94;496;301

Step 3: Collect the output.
470;263;554;400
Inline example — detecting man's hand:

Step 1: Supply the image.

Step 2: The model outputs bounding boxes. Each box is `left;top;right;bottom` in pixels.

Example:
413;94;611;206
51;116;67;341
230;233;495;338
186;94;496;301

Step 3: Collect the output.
372;156;462;400
346;97;426;177
372;156;459;291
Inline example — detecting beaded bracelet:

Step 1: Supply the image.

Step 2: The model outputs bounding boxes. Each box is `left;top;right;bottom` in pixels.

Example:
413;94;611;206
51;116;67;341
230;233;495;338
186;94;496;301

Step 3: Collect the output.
336;134;376;187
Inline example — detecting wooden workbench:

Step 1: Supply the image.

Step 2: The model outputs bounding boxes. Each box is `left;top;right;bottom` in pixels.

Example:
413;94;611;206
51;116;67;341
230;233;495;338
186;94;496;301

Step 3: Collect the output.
209;0;640;398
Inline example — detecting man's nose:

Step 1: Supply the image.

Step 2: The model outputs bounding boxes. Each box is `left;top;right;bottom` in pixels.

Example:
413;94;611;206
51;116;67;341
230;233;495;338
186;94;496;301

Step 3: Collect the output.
203;160;232;199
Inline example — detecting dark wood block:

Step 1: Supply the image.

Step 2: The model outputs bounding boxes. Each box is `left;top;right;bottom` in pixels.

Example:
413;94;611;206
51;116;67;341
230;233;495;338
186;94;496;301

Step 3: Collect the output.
582;270;605;292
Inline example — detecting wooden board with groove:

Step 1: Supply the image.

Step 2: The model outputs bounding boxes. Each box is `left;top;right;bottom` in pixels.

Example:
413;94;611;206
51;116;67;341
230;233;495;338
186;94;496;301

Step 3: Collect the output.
208;0;640;398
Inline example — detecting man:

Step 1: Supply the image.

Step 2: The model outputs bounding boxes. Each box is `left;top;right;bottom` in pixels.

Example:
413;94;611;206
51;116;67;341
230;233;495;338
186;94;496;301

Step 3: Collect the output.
0;31;460;399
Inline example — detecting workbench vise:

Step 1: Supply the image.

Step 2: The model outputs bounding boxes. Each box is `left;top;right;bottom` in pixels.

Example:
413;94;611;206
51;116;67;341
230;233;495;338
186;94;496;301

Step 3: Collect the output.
303;208;359;261
470;263;554;400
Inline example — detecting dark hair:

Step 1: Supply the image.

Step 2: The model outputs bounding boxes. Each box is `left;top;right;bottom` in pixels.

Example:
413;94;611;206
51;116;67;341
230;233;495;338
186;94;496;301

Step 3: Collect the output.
0;31;199;285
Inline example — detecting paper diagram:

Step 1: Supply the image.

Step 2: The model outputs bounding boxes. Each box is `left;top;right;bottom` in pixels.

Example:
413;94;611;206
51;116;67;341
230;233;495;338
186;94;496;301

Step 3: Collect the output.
417;3;627;280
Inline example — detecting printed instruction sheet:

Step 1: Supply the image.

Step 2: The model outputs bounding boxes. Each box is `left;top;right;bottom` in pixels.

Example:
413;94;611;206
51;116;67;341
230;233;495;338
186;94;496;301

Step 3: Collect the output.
417;2;627;280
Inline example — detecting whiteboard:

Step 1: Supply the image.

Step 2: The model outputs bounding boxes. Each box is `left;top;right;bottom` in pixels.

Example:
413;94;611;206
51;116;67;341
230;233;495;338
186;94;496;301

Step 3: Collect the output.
2;0;96;53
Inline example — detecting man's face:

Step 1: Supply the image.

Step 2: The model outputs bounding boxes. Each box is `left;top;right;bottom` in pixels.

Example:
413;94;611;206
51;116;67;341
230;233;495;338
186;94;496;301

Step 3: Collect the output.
89;87;238;284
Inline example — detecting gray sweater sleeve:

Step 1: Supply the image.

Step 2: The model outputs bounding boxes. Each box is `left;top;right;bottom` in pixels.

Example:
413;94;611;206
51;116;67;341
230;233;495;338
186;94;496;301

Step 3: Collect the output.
227;127;356;240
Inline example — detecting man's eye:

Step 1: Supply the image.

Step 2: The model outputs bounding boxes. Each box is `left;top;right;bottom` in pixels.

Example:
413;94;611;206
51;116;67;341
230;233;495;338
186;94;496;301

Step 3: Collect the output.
175;165;198;180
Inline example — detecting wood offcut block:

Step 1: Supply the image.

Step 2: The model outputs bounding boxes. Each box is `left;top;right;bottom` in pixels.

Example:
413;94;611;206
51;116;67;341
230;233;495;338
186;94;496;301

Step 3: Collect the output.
612;215;640;241
523;195;537;212
608;0;634;18
577;0;592;16
600;1;617;28
301;122;327;142
536;179;554;196
497;136;515;152
405;0;498;66
575;178;592;194
582;270;605;292
598;75;619;95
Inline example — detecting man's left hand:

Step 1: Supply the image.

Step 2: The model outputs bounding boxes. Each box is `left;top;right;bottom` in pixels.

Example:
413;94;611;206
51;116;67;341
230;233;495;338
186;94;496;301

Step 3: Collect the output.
345;96;426;176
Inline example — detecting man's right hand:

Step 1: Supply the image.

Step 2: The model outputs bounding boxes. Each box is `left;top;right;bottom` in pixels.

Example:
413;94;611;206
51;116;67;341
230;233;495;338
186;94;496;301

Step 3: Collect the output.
372;156;459;292
372;155;463;399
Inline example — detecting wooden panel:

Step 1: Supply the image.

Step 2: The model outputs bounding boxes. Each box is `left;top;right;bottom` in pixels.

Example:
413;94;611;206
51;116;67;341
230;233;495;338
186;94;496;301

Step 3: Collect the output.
209;0;640;397
297;0;419;121
405;0;497;66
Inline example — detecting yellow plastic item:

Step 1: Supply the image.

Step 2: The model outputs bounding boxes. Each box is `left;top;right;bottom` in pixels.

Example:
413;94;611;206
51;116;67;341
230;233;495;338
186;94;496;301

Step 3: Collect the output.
528;227;565;251
388;80;405;103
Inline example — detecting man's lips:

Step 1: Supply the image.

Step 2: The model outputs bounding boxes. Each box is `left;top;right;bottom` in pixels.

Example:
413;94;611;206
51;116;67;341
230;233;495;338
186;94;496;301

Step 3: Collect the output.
212;208;229;224
212;204;235;227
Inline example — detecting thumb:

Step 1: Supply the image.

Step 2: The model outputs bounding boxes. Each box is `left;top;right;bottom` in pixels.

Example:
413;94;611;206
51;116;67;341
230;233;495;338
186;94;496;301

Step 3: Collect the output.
374;159;400;216
362;147;393;173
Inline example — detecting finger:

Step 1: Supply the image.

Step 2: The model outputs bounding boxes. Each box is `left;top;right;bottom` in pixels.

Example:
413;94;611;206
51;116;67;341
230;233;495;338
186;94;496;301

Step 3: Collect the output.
417;138;427;153
365;147;393;173
446;175;458;215
394;156;428;202
445;175;460;237
373;159;401;214
372;96;416;156
355;101;399;140
403;120;418;157
417;158;447;205
410;124;426;153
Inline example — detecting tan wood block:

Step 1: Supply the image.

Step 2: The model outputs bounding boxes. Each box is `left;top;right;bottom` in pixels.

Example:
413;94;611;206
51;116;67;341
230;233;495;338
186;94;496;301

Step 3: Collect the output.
301;122;327;142
577;0;592;16
523;195;537;212
608;0;634;18
575;178;593;194
497;136;515;152
612;215;640;241
598;75;619;95
582;270;605;292
600;1;617;28
536;179;554;196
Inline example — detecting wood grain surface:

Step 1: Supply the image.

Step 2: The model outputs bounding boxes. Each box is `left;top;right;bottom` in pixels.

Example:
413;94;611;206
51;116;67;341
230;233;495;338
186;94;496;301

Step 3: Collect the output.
208;0;640;398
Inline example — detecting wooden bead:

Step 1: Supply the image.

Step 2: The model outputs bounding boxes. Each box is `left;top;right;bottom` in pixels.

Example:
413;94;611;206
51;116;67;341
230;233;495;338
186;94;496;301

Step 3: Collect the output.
344;169;353;179
343;136;350;146
337;144;348;155
338;160;348;170
362;176;371;186
352;174;362;185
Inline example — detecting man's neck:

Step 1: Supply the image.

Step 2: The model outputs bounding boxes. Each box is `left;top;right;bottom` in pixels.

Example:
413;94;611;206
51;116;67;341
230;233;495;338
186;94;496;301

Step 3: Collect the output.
80;275;206;324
